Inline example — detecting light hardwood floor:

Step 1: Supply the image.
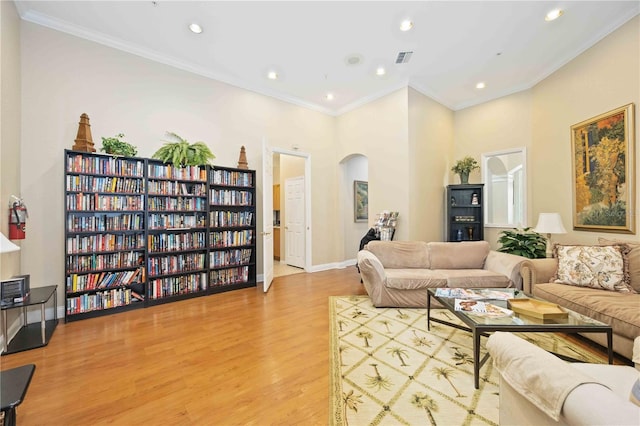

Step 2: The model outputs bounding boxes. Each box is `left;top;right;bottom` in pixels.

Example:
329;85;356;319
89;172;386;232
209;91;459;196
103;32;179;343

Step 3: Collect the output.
1;267;366;426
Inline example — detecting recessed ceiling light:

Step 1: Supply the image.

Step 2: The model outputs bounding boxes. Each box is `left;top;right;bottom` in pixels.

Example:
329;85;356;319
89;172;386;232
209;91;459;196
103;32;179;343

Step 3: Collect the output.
189;23;203;34
544;9;564;21
400;19;413;31
376;67;386;76
326;93;334;101
267;71;278;80
476;82;486;89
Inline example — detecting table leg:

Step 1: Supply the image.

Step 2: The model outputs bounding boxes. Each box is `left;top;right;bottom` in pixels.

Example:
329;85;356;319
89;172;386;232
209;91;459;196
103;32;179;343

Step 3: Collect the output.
607;330;613;364
426;293;432;331
2;310;7;354
473;329;480;389
40;303;45;344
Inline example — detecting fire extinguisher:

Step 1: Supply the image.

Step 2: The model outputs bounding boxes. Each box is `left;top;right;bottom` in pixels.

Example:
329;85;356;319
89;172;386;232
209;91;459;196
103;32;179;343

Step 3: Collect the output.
9;196;28;240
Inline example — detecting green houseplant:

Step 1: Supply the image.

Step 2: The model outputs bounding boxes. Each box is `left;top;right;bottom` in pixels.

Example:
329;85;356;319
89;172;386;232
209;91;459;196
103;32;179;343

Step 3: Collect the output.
100;133;138;157
451;156;479;184
152;132;215;166
497;227;547;259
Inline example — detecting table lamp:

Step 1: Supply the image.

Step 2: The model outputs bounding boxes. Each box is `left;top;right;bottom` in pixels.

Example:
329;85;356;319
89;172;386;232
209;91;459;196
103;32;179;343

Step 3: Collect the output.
0;232;20;253
533;213;567;258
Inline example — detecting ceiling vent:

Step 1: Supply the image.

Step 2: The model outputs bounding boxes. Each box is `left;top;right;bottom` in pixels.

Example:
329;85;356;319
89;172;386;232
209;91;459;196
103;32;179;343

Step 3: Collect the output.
395;51;413;64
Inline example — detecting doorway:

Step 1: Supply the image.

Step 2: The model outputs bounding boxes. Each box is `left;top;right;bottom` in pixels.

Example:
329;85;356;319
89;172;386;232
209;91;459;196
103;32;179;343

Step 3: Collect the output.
272;150;310;278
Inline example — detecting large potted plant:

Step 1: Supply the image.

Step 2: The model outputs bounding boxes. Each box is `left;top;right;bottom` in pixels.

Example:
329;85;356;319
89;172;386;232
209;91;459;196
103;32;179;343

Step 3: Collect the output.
152;131;215;166
497;227;547;259
100;133;138;157
451;156;479;184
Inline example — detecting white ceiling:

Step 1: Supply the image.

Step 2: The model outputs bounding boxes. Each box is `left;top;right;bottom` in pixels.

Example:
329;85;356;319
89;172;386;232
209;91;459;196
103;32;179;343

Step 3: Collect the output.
14;1;640;115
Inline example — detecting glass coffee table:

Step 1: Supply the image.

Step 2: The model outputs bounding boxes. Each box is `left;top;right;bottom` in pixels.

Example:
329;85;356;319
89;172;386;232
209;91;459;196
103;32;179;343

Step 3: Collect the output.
427;288;613;389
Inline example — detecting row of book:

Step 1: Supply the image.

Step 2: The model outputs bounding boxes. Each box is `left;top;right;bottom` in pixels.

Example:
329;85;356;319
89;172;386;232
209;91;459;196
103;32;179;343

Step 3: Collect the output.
66;268;142;293
147;181;207;196
210;170;253;187
147;253;206;277
66;287;135;315
66;154;144;177
210;210;254;227
148;213;206;230
210;230;254;247
148;164;207;181
67;213;145;233
209;249;252;268
209;189;253;206
66;175;144;194
147;196;207;212
147;231;207;252
66;233;145;254
148;273;207;299
66;194;144;211
66;250;143;273
210;266;250;286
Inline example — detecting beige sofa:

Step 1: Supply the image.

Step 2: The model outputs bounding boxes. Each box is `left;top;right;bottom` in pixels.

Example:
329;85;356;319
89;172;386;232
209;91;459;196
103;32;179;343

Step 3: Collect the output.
487;332;640;426
521;256;640;360
357;240;528;308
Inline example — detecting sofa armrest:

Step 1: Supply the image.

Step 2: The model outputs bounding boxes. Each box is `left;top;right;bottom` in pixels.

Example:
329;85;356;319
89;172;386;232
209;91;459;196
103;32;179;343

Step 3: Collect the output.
521;258;558;294
357;250;386;295
483;251;529;289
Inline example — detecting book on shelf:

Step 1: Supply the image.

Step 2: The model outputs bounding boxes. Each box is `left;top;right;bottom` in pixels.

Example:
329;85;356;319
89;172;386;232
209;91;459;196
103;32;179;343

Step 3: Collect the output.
454;299;513;317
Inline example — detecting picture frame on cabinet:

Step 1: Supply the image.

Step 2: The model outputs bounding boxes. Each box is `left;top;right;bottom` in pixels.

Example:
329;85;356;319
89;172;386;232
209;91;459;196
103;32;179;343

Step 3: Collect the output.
571;103;635;233
354;180;368;222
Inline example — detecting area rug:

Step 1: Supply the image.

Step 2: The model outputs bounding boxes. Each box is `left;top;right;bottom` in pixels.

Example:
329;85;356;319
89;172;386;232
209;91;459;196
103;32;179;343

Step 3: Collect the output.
329;295;605;426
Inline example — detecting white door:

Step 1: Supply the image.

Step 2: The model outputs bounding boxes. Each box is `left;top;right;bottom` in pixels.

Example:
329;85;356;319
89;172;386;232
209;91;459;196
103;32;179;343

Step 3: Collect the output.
284;176;305;268
262;140;274;292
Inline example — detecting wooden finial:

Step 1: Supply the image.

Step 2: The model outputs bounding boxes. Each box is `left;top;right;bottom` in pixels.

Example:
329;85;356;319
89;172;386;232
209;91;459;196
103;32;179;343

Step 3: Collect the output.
72;113;96;152
237;145;248;169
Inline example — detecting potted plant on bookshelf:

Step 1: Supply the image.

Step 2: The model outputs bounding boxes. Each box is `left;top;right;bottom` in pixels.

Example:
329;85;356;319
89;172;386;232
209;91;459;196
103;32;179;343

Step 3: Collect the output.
151;131;216;166
497;227;547;259
100;133;138;157
451;156;479;184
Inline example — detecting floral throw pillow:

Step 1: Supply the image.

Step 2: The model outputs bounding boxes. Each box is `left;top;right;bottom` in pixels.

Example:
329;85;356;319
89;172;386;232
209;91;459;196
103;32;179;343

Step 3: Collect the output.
551;244;635;293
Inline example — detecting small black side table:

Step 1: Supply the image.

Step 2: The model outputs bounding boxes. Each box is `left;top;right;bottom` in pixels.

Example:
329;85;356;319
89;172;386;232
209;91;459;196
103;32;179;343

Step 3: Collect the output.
0;364;36;426
1;285;57;355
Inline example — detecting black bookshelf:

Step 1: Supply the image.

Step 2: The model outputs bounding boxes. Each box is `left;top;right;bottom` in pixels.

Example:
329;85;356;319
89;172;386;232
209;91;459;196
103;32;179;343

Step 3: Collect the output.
208;166;257;293
446;184;485;242
64;150;257;322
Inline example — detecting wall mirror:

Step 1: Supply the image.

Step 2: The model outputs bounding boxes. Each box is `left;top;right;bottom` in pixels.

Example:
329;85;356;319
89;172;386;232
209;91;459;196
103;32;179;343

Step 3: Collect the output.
482;148;527;227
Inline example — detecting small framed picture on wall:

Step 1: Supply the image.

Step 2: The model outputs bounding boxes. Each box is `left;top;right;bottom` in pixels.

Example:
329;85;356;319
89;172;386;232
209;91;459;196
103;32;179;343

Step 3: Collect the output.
354;180;368;222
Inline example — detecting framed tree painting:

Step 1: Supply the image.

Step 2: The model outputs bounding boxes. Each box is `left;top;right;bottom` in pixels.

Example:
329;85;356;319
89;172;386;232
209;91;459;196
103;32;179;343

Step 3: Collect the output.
354;180;368;222
571;103;635;233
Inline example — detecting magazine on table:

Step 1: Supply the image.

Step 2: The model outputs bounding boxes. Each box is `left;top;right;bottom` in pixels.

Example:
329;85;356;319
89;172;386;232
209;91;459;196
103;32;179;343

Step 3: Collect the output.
435;288;517;301
454;299;513;317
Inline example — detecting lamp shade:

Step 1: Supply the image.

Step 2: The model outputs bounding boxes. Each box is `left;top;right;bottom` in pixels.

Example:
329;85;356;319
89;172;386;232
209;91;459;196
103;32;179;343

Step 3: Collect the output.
0;232;20;253
533;213;567;235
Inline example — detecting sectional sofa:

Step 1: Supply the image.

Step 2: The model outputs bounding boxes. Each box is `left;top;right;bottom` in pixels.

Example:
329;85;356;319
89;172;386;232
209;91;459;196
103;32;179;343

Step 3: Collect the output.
357;240;528;308
521;242;640;360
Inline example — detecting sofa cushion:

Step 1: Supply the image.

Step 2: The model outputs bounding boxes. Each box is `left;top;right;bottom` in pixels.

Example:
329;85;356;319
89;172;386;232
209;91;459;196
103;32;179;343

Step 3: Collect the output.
533;283;640;341
433;269;511;288
599;237;640;293
551;244;635;293
428;241;490;269
366;241;430;269
385;269;446;290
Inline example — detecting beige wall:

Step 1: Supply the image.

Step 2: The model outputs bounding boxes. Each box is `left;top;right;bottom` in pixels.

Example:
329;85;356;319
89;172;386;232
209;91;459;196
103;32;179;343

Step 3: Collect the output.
454;90;534;248
19;22;338;304
454;16;639;249
408;88;454;242
1;0;22;278
531;15;640;247
336;88;411;241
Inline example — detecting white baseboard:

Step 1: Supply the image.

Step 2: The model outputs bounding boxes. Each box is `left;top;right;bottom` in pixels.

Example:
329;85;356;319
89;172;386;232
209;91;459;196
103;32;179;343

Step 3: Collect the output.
256;258;358;282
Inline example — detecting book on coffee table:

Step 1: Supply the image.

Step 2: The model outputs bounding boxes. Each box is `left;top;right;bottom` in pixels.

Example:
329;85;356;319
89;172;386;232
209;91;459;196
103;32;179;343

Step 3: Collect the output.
454;299;513;318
